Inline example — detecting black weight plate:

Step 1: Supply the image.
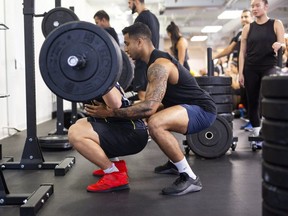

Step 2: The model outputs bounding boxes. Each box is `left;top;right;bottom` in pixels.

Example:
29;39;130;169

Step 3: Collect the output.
119;50;134;91
200;86;232;95
262;119;288;146
38;134;68;143
39;21;122;102
196;76;232;86
262;98;288;121
263;161;288;189
262;182;288;211
211;94;233;104
263;142;288;167
263;201;288;216
64;109;86;129
42;7;79;37
216;103;233;114
186;115;232;159
262;75;288;99
218;113;234;122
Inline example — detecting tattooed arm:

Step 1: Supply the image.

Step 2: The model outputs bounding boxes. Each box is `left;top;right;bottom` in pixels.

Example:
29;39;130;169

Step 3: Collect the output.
86;60;170;119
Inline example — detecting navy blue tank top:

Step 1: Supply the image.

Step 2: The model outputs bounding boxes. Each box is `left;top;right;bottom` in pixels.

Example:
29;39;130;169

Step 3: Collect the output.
147;50;216;114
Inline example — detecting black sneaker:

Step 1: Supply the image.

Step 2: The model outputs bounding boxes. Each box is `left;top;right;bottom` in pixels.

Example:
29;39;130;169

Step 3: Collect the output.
154;161;179;175
162;173;202;196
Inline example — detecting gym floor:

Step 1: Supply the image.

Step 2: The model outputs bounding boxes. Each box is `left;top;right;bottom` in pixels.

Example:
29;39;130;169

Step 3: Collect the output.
0;118;262;216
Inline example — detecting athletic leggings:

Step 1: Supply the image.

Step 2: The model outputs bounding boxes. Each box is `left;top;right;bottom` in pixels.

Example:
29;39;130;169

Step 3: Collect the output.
243;66;275;127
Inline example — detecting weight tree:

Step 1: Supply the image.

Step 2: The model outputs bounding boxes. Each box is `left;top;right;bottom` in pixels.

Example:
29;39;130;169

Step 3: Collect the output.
0;0;78;212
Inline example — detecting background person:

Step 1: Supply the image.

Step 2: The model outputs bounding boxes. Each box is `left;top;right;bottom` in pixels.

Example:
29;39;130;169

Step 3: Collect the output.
93;10;120;45
238;0;286;146
128;0;160;101
166;21;190;71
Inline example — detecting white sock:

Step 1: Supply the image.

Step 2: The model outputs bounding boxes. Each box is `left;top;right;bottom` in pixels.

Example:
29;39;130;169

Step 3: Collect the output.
172;158;196;180
252;127;261;137
109;157;120;162
103;163;119;174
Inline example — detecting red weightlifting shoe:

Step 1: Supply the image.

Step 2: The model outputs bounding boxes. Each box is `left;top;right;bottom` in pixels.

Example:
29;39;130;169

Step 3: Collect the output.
92;160;128;176
87;171;129;193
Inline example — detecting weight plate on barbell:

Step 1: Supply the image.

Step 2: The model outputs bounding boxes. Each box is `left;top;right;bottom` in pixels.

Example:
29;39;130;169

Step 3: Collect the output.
42;7;79;38
119;50;134;91
39;21;122;102
186;115;232;159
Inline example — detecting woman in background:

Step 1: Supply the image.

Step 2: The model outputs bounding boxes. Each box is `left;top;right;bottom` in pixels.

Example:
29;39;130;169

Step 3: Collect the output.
166;21;190;70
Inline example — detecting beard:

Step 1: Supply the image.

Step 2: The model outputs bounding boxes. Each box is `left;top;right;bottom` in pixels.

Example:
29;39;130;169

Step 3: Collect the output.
131;3;136;14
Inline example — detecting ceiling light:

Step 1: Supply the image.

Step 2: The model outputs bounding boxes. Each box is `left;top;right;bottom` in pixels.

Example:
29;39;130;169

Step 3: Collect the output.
190;36;208;42
217;10;242;19
201;26;222;33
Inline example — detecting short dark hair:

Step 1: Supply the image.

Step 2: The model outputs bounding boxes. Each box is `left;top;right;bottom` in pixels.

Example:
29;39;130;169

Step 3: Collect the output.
242;9;251;14
93;10;110;21
122;22;152;40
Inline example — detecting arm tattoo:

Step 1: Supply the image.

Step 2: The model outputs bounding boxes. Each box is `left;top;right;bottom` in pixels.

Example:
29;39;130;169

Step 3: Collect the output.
112;63;168;119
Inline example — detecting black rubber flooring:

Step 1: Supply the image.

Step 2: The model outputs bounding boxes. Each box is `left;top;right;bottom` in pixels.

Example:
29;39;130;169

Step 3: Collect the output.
0;118;262;216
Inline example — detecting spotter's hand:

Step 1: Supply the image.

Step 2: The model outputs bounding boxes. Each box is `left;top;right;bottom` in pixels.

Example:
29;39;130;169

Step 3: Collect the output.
84;101;112;118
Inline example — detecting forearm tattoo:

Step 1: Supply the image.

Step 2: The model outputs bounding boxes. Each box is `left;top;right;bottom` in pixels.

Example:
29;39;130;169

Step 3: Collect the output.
112;63;168;119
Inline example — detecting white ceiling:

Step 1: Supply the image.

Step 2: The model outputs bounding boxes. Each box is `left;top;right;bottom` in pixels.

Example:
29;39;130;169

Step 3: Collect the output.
86;0;288;48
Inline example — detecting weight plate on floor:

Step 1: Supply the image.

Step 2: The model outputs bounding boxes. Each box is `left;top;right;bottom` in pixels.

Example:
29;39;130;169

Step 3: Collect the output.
39;21;122;102
262;201;288;216
211;94;233;104
262;142;288;167
263;161;288;189
262;98;288;121
262;75;288;99
218;113;234;122
196;76;232;86
200;86;232;95
262;182;288;211
119;50;134;91
262;119;288;145
216;104;233;113
42;7;79;37
186;115;232;159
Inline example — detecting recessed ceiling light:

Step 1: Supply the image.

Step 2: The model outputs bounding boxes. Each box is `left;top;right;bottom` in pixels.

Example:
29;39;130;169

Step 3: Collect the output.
201;26;222;33
190;36;208;42
217;10;243;19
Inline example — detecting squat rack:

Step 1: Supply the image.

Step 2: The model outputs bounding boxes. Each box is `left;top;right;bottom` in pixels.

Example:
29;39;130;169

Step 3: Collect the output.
0;0;75;215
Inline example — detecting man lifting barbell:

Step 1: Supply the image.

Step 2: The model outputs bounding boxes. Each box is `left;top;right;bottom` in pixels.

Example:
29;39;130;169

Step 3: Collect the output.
88;22;217;196
68;82;148;193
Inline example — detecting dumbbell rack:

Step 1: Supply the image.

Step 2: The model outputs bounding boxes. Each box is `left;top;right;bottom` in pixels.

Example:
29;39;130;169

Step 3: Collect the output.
0;0;75;215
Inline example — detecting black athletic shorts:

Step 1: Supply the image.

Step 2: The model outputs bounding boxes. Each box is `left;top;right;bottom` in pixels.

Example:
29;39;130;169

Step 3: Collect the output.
87;117;148;158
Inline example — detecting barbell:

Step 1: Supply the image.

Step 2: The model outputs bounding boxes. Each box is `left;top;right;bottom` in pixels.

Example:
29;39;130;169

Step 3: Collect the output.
39;20;133;102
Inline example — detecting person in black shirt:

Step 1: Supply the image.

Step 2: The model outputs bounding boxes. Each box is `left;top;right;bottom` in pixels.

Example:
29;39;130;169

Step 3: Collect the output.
68;83;148;193
239;0;285;144
89;22;217;196
93;10;119;45
128;0;160;101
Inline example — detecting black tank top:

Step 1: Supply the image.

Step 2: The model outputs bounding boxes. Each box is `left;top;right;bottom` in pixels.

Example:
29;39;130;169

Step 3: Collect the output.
135;10;160;49
246;19;277;69
172;37;190;71
147;50;216;114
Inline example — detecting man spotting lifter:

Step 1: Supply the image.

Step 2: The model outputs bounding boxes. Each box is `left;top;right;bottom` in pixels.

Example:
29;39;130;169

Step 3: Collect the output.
88;22;217;196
